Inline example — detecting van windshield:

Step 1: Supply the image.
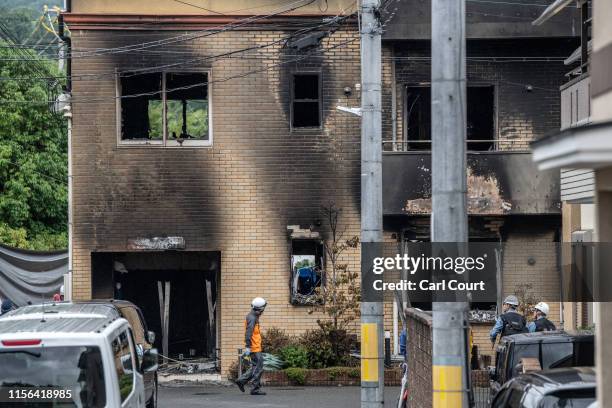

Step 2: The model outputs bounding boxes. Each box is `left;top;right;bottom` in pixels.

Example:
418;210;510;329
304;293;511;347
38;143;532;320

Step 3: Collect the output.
0;346;106;408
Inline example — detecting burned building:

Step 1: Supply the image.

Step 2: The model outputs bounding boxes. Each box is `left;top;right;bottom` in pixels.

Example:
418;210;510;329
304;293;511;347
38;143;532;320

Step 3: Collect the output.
64;0;362;374
380;0;579;359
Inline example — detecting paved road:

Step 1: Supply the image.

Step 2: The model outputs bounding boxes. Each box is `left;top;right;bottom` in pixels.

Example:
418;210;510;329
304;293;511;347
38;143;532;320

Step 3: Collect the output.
159;384;402;407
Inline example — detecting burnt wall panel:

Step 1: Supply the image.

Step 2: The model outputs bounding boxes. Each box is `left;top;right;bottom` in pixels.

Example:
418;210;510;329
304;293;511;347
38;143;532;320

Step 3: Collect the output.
383;152;561;215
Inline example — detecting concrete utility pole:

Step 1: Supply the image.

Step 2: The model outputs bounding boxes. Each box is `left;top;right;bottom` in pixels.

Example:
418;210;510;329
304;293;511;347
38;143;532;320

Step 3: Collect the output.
431;0;469;407
359;0;384;407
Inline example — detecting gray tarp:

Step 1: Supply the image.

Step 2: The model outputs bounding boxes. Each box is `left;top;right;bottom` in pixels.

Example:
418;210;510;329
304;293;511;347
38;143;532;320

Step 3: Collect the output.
0;244;67;307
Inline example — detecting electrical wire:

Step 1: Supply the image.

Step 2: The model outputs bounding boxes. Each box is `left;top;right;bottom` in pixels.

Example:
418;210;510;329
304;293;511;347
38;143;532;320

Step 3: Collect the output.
0;6;358;82
0;36;360;105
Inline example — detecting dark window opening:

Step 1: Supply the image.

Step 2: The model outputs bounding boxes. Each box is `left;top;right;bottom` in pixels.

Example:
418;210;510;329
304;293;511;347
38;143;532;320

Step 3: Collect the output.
404;85;495;151
292;73;321;128
121;73;163;141
290;239;324;305
120;72;209;144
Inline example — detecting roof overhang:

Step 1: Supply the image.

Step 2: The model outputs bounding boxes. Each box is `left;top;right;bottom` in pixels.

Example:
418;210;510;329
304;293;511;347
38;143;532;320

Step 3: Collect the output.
531;121;612;170
532;0;575;26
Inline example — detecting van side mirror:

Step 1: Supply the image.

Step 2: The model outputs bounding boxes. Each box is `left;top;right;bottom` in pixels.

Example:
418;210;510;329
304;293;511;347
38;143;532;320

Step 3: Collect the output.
142;348;159;372
147;331;156;344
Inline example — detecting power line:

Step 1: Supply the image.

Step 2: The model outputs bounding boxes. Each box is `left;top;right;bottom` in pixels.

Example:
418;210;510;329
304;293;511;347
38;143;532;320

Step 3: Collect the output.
0;10;357;83
0;36;360;105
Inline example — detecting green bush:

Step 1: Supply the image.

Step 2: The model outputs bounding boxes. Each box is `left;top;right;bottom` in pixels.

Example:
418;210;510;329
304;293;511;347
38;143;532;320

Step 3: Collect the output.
262;327;294;355
285;367;306;385
280;345;309;368
299;326;358;368
325;366;361;381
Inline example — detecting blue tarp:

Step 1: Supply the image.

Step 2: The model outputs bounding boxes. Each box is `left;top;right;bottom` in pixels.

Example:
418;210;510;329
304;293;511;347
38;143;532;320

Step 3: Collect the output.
0;244;67;307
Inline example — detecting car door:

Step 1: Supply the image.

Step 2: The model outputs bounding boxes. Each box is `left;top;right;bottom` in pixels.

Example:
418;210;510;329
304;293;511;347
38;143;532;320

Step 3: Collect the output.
112;328;145;407
119;305;154;401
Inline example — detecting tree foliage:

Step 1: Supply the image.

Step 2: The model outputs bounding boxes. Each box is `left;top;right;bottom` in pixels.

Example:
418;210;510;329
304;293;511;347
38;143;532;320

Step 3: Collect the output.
0;43;67;250
311;203;361;330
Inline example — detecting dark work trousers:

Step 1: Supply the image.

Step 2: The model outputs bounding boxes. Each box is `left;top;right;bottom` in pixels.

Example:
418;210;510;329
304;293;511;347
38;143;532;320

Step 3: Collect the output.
238;352;264;391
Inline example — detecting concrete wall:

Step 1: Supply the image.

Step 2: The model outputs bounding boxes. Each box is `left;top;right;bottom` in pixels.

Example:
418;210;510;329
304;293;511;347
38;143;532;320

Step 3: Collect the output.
69;27;361;373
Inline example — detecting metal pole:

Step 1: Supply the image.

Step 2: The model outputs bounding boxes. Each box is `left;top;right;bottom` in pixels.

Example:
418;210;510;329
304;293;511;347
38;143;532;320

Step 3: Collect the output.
431;0;469;407
360;0;384;407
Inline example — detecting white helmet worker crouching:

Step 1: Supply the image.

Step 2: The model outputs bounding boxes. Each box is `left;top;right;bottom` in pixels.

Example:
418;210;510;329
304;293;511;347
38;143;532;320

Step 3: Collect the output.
251;297;267;312
534;301;550;316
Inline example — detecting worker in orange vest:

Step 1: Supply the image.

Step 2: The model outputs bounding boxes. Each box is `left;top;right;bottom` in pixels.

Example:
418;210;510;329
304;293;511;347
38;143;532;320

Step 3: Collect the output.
234;297;267;395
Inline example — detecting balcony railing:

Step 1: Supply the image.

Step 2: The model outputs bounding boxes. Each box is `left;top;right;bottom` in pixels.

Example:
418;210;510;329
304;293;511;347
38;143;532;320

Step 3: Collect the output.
382;139;529;152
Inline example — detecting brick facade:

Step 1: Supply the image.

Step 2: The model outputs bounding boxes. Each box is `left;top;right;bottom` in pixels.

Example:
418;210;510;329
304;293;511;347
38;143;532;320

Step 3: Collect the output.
70;27;362;374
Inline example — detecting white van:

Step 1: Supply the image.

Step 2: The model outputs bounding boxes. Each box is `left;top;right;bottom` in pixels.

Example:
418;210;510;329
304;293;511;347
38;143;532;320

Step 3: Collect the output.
0;303;158;407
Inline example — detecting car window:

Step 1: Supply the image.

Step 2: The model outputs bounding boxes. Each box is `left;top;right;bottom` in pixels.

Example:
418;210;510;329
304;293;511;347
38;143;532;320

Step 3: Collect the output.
539;388;595;408
0;346;106;408
542;342;573;369
574;341;595;366
112;330;135;403
119;306;145;345
511;344;540;377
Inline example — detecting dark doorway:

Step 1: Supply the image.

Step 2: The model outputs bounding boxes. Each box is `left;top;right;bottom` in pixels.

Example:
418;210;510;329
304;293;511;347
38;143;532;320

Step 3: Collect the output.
91;251;220;361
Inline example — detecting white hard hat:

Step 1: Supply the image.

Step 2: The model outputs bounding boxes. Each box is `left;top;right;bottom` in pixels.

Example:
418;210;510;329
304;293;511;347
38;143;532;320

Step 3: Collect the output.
534;302;549;316
503;295;519;306
60;285;65;295
251;297;267;310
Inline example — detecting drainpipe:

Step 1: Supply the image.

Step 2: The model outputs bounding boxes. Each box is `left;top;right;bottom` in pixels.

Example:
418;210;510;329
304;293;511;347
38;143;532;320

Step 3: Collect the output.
61;0;73;300
391;47;397;151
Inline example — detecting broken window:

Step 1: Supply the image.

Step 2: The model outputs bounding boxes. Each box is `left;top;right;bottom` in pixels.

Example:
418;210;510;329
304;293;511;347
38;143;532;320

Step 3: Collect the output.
404;85;495;151
120;73;163;141
119;71;210;146
291;73;321;128
290;239;324;305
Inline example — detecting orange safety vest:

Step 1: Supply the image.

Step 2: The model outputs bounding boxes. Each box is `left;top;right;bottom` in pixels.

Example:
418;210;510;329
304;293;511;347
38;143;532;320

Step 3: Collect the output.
244;317;262;353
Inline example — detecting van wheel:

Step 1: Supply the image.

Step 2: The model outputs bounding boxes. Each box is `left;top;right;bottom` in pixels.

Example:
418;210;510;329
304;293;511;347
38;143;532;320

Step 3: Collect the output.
147;375;158;408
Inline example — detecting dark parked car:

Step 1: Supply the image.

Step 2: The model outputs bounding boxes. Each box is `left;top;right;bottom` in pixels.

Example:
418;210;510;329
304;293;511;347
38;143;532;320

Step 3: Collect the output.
491;367;596;408
79;299;159;408
490;331;594;400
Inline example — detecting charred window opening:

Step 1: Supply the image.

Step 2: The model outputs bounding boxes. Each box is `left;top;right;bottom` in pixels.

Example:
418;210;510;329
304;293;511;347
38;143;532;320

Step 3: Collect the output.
120;73;163;141
290;239;324;305
120;72;210;146
291;73;321;128
404;85;495;151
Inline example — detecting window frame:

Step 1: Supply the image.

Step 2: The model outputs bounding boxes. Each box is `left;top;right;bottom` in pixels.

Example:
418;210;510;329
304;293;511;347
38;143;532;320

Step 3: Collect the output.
116;69;213;148
289;237;325;305
401;82;498;151
290;71;322;131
